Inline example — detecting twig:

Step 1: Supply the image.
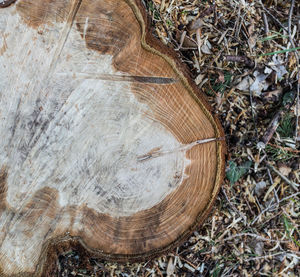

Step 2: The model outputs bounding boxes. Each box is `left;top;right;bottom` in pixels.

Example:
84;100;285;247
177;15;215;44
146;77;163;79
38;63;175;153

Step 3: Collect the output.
259;1;299;142
288;0;297;50
251;189;299;226
176;256;197;269
244;251;299;262
279;192;300;203
267;162;299;191
234;5;243;39
268;143;300;153
249;78;259;139
212;0;217;26
196;28;202;59
154;264;163;277
224;55;254;68
266;166;280;204
261;89;297;145
218;233;289;243
222;188;247;226
262;11;269;35
259;0;288;32
261;111;284;145
251;198;277;225
175;31;187;51
288;0;300;143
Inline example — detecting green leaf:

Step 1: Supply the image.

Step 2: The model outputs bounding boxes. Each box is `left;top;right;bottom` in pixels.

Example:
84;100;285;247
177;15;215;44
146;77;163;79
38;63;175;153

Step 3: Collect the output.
278;113;295;138
259;46;300;56
283;215;300;246
283;216;292;232
226;160;252;185
282;91;294;106
212;264;222;277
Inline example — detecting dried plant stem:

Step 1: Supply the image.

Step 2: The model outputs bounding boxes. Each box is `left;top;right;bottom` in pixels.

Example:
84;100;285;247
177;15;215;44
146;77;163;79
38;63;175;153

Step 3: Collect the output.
261;111;284;145
267;162;299;191
222;188;247;225
279;192;300;203
261;89;296;145
219;233;289;243
262;12;269;34
251;198;277;225
245;251;300;262
259;0;287;32
249;79;258;139
288;0;300;142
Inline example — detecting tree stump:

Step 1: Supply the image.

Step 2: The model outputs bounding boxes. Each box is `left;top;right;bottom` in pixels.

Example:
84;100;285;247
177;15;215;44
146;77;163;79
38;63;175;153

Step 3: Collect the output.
0;0;226;275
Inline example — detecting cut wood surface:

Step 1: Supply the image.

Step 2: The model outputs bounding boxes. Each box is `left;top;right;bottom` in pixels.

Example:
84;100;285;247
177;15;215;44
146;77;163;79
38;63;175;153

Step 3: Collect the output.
0;0;226;276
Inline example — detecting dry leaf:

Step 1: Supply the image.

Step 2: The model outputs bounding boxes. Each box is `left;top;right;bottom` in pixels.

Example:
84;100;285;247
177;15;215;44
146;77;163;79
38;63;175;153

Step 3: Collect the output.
254;181;267;197
287;242;299;252
263;88;283;101
166;257;175;276
279;165;292;176
236;76;254;91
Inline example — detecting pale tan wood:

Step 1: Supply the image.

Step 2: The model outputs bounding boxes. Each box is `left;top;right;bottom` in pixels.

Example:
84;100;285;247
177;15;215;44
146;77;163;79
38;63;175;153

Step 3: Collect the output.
0;0;226;275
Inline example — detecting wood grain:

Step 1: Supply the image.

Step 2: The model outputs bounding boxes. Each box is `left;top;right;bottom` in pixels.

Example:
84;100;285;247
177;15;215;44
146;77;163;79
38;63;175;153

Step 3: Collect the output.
0;0;226;275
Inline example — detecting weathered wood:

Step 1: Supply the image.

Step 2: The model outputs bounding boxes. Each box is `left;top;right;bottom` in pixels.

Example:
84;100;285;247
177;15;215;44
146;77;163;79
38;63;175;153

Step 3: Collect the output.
0;0;226;275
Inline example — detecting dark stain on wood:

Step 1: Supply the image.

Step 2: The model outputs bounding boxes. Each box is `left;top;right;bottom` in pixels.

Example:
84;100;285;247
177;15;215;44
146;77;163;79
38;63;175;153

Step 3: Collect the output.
0;166;8;210
74;73;177;84
16;0;72;29
24;187;59;212
39;237;93;277
75;0;130;57
131;75;177;84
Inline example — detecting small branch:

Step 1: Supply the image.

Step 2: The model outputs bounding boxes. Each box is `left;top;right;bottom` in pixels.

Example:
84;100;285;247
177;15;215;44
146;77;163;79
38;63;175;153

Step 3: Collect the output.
288;0;297;49
175;31;187;51
266;166;280;204
222;188;247;226
267;162;299;191
249;78;258;139
245;251;298;262
217;233;289;243
261;89;296;146
259;0;299;143
262;12;269;34
196;28;202;59
259;0;288;32
288;0;300;143
261;110;283;145
224;55;254;68
279;192;300;203
251;198;277;226
251;189;299;226
268;143;300;153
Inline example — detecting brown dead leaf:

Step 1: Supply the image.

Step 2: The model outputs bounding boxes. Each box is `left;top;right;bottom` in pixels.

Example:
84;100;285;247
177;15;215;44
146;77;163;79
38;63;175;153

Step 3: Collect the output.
166;257;175;276
175;30;197;48
286;242;299;252
247;19;257;51
217;71;225;83
279;165;292;177
263;88;283;101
